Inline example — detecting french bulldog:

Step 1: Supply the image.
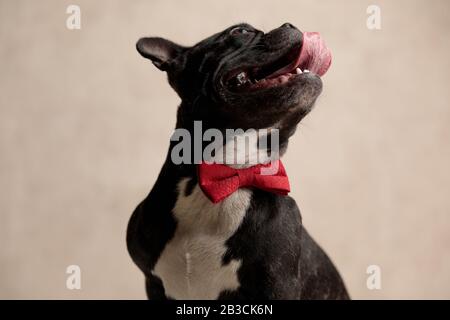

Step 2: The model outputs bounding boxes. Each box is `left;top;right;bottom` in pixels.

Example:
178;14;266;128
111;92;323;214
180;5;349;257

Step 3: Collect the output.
127;23;349;300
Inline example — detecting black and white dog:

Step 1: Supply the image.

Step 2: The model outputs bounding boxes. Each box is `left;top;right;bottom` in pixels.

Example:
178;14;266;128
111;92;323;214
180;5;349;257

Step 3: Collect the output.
127;23;349;300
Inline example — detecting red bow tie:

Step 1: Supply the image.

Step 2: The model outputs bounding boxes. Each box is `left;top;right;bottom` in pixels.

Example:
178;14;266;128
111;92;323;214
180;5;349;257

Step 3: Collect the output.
198;160;290;203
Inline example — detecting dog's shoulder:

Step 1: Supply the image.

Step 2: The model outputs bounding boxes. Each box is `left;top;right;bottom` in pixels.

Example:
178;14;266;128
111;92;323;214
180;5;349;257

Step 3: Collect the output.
219;191;304;299
224;189;303;257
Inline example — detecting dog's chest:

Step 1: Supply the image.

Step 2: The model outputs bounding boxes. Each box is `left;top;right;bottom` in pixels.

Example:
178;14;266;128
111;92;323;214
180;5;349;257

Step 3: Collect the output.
153;178;251;299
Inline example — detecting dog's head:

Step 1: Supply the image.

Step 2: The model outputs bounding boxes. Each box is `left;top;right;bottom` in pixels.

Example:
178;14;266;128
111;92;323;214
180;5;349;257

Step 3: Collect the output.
137;23;331;149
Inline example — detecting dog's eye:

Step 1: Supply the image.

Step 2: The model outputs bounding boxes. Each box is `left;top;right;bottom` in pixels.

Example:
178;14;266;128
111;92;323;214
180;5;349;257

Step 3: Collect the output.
230;27;251;36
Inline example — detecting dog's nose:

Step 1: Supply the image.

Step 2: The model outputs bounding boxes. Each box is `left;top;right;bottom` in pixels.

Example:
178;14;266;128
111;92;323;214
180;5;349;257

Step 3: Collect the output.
281;23;295;29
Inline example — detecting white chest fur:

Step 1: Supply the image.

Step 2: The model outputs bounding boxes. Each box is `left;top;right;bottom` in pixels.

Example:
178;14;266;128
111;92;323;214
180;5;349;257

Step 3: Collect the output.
153;178;252;299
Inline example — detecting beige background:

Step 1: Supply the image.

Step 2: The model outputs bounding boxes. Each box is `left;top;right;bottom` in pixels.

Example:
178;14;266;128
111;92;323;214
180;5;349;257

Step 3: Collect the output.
1;0;449;299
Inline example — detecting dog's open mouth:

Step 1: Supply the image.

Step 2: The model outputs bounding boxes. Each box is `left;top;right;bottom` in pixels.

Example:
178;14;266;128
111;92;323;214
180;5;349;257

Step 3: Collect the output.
225;32;332;92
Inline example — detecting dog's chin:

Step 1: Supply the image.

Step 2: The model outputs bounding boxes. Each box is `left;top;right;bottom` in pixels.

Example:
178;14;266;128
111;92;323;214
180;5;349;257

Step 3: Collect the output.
214;73;322;129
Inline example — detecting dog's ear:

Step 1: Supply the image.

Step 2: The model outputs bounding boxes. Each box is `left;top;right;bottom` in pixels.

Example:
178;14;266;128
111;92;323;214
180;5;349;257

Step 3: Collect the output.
136;37;185;71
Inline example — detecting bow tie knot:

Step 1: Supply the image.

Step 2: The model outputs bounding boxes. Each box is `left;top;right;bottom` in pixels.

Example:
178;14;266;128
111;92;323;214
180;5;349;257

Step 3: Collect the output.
198;160;290;203
236;166;256;186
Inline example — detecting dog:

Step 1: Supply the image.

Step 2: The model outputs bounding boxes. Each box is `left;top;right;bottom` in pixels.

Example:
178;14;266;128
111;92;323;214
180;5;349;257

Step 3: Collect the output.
127;23;349;300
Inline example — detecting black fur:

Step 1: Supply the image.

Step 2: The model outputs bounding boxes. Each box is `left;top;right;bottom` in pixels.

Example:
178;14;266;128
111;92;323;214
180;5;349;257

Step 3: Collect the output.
127;23;349;300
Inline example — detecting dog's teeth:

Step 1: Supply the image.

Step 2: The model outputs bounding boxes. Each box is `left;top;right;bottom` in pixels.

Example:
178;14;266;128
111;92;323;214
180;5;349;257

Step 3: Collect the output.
295;68;302;74
236;72;248;85
304;69;310;73
236;71;248;87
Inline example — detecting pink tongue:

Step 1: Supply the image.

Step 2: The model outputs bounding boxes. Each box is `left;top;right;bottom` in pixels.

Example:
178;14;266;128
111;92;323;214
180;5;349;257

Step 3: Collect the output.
265;31;332;79
298;32;332;76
